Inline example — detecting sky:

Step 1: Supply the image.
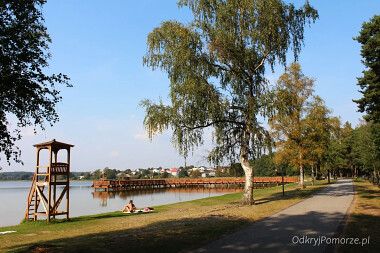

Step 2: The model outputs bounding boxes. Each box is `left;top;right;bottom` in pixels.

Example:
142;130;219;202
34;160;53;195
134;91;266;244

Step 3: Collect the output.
1;0;379;172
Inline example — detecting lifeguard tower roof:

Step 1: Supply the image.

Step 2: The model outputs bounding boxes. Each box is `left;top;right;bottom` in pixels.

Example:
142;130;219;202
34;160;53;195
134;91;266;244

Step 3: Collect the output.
33;139;74;150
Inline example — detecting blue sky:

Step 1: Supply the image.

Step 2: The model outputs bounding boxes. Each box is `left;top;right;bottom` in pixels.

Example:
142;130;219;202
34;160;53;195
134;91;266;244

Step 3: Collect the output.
2;0;379;172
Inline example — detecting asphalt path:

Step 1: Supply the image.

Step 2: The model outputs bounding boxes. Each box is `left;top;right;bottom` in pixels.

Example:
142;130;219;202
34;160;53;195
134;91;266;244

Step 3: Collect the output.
190;179;354;253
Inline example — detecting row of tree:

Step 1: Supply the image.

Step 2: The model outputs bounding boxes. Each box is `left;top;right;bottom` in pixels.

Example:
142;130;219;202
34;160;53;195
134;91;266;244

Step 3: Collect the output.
269;63;380;185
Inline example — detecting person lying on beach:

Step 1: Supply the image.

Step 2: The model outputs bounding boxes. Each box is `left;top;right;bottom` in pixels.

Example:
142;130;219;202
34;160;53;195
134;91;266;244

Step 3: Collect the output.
121;200;137;212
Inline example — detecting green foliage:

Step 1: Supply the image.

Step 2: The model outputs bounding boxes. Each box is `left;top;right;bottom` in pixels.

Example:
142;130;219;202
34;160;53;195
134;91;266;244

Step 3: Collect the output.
320;119;379;179
142;0;318;163
179;167;189;178
103;167;119;180
0;0;71;168
229;163;244;177
251;154;276;176
353;15;380;123
190;169;201;178
215;167;229;177
0;171;33;180
354;121;379;176
158;171;171;179
142;0;317;203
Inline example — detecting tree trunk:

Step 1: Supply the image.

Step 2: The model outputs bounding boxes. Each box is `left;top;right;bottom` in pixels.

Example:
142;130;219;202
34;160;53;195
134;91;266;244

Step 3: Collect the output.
240;129;254;205
354;165;358;179
373;164;378;184
299;152;304;186
241;156;254;205
311;165;314;186
328;170;331;184
299;164;304;186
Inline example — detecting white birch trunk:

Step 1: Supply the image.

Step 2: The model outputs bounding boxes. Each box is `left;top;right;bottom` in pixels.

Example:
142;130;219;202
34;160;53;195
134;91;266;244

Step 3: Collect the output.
241;157;254;205
240;129;255;205
299;164;304;186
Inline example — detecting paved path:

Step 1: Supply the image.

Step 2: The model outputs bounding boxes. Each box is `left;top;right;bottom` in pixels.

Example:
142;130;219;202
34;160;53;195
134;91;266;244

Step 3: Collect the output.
190;179;354;253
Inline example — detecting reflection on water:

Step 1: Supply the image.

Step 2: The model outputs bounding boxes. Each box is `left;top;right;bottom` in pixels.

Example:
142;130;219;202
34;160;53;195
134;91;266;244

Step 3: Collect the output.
0;181;241;227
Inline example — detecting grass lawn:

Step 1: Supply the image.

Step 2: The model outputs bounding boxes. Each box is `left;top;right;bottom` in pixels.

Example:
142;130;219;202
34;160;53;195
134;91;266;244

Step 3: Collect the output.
0;180;332;253
336;179;380;253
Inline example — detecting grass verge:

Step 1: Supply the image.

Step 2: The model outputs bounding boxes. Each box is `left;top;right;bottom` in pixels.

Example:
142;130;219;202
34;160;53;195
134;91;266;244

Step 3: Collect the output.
0;180;331;253
336;179;379;253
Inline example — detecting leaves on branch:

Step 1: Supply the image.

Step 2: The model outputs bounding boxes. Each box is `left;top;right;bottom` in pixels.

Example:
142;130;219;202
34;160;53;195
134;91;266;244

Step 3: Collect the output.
0;0;71;168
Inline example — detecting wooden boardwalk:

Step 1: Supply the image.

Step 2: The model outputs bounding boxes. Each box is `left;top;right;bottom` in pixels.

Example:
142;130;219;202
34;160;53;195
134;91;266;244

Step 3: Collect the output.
92;177;298;191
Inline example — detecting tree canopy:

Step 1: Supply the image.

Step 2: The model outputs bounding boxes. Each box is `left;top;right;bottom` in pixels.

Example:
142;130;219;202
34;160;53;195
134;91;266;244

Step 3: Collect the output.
142;0;318;204
0;0;70;168
353;15;380;123
270;62;316;185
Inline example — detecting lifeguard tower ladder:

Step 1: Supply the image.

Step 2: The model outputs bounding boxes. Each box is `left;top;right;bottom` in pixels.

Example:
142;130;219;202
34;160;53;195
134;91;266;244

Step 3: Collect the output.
24;139;74;222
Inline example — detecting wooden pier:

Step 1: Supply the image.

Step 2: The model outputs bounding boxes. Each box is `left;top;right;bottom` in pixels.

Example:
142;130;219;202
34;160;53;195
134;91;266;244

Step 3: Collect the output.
92;177;298;191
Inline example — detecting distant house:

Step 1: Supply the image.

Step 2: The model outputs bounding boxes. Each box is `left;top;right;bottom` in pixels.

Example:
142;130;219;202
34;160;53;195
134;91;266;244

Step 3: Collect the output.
171;168;179;176
202;171;216;178
199;166;207;172
153;168;161;174
79;176;85;180
117;172;131;180
217;166;230;173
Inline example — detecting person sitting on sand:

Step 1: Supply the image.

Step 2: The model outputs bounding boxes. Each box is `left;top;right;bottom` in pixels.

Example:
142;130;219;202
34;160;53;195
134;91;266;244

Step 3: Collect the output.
121;200;137;212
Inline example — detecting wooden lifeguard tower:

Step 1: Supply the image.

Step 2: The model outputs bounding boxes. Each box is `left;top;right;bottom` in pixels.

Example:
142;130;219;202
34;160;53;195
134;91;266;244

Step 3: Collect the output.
24;139;74;222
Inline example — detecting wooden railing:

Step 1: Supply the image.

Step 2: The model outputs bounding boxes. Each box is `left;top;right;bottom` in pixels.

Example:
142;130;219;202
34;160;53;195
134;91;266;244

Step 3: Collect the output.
24;173;49;220
92;177;298;190
51;163;68;174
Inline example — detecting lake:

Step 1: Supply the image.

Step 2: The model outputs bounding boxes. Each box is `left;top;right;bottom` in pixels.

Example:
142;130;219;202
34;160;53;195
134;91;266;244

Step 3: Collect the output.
0;181;242;227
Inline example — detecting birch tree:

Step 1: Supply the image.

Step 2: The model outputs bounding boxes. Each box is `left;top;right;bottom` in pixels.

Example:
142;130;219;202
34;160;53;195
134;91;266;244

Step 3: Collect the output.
269;62;315;186
303;96;331;185
141;0;318;204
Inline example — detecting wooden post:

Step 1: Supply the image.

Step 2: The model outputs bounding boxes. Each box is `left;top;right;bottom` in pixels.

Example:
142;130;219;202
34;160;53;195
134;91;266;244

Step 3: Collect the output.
35;148;40;221
47;146;52;222
66;147;70;220
53;151;57;219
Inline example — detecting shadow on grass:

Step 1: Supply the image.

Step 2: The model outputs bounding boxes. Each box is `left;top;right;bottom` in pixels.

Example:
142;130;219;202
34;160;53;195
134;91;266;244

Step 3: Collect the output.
7;215;249;253
252;180;332;206
355;184;380;200
337;181;380;253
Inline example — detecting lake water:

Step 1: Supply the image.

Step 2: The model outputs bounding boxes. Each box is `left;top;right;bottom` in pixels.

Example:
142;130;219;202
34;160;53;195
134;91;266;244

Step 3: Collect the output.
0;181;242;227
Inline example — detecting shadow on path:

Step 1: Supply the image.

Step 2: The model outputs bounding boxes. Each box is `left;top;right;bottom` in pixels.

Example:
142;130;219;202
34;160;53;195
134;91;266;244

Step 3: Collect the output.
190;179;356;253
